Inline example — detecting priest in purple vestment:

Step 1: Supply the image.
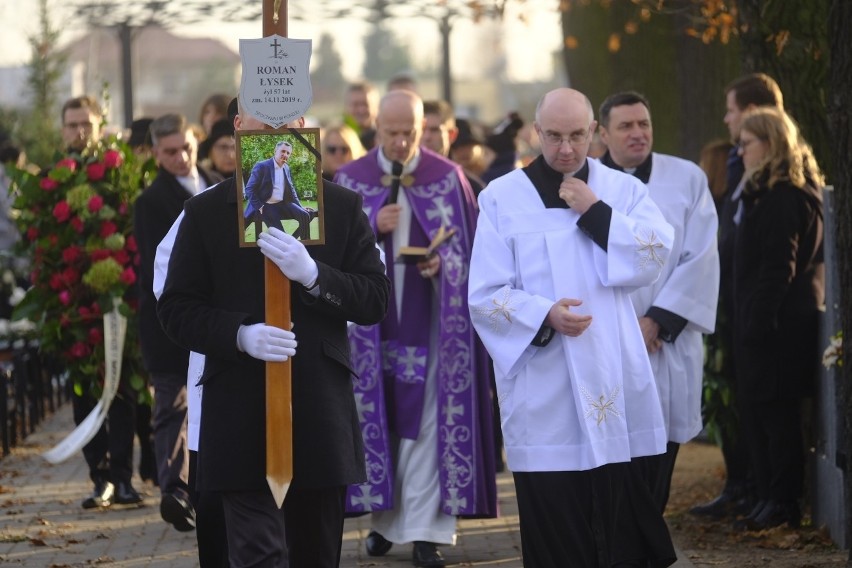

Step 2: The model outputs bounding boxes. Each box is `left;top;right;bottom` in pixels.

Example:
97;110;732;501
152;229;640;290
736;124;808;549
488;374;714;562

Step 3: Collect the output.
335;90;497;567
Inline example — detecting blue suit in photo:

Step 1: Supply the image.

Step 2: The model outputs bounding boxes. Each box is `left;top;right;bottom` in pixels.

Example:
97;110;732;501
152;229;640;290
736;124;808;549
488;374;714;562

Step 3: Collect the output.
243;157;311;238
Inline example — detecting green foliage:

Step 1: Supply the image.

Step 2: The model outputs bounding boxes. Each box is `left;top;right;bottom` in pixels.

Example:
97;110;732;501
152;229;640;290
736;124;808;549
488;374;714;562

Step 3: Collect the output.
21;0;65;168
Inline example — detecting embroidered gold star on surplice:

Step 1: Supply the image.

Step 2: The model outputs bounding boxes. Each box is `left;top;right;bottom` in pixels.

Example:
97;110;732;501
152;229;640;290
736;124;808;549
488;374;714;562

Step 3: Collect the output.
474;287;516;331
581;385;622;426
635;229;666;270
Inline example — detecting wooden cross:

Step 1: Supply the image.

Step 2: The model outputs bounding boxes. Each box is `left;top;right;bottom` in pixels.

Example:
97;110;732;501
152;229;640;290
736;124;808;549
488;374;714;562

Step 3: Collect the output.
262;0;291;509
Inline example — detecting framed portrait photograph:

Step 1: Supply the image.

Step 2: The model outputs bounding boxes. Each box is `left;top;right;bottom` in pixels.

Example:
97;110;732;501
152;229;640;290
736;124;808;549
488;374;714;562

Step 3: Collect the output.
236;128;325;247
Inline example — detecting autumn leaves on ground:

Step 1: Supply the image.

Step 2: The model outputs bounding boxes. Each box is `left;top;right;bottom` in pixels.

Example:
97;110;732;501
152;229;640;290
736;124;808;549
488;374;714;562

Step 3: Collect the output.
668;442;847;567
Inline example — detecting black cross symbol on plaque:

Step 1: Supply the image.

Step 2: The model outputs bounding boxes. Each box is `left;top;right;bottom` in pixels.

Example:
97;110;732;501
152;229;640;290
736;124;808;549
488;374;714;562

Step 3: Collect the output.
270;37;282;58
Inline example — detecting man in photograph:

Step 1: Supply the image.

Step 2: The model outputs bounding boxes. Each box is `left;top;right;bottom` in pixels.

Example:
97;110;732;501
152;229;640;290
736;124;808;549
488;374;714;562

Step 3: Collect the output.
243;139;312;239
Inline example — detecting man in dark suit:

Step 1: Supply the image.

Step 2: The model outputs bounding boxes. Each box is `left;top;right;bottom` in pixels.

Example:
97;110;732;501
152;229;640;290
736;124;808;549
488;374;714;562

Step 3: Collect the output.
157;104;389;568
134;113;223;533
243;140;312;239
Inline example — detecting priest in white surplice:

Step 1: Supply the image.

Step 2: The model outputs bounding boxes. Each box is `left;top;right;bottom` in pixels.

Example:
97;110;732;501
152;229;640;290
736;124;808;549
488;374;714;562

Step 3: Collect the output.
468;88;676;568
598;91;719;567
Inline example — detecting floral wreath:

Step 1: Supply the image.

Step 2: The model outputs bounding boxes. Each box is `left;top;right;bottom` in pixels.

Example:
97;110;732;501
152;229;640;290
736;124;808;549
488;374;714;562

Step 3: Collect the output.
10;137;155;399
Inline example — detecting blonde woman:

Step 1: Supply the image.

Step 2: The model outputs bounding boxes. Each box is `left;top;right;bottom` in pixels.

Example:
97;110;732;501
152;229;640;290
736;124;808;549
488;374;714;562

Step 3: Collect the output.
732;107;824;531
321;124;365;181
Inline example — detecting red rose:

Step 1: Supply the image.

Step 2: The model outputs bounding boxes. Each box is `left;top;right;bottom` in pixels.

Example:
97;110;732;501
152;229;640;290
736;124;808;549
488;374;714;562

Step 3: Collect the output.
58;290;71;305
88;195;104;213
62;267;80;285
125;235;137;252
91;249;111;261
68;341;91;359
26;226;39;241
78;306;91;318
40;177;59;191
103;149;123;169
53;201;71;222
113;249;130;266
49;273;64;291
62;245;82;264
30;270;40;283
56;158;77;172
119;267;136;285
87;162;106;181
90;302;102;315
49;235;58;246
88;327;103;345
70;216;85;233
100;220;118;238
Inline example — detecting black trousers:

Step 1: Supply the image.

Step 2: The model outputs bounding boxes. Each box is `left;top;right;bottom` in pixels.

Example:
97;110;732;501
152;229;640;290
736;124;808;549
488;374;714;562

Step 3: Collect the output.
513;464;628;568
189;450;229;568
738;397;805;502
611;445;678;568
71;388;135;486
150;371;189;497
220;484;346;568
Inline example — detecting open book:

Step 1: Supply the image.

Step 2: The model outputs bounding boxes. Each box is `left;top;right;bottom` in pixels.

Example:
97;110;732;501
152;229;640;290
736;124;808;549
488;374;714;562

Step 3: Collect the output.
396;226;457;263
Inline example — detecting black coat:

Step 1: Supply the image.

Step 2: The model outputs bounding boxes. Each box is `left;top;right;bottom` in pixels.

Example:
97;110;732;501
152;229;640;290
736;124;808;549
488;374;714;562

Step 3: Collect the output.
134;166;223;375
732;175;824;401
157;178;389;492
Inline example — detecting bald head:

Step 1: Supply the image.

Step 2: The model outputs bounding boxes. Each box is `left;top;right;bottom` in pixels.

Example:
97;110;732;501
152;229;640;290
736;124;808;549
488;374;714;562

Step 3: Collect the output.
376;90;425;164
534;88;597;175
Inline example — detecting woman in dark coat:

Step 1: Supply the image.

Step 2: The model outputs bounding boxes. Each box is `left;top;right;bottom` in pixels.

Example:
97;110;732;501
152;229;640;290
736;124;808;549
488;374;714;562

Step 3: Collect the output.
732;107;824;531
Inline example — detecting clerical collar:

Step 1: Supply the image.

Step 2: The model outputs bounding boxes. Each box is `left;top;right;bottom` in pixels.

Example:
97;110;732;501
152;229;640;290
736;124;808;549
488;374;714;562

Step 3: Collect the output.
522;155;590;209
377;148;421;177
600;151;653;184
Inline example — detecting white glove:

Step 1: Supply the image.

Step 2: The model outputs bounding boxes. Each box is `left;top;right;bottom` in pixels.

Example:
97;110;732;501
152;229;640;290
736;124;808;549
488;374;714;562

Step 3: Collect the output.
257;227;319;288
236;323;297;362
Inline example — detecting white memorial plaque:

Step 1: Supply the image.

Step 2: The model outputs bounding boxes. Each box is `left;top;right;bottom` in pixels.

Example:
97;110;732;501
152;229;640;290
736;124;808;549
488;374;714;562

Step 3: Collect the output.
239;35;313;128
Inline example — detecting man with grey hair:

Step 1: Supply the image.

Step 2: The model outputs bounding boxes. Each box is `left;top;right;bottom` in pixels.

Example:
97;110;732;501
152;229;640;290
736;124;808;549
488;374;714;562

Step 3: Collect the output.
134;112;222;533
468;88;676;567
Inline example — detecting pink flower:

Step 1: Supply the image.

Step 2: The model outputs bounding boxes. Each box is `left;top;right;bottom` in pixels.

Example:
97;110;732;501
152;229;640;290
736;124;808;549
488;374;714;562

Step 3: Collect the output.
125;235;137;252
119;267;136;285
40;177;59;191
78;306;91;319
87;162;106;181
58;290;71;305
100;220;117;238
87;195;104;213
26;227;39;241
53;201;71;222
103;149;123;169
119;202;129;216
56;158;77;172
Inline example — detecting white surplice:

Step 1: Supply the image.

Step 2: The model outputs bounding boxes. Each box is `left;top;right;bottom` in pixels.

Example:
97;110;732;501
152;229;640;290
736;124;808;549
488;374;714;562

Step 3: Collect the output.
628;153;719;444
468;159;674;472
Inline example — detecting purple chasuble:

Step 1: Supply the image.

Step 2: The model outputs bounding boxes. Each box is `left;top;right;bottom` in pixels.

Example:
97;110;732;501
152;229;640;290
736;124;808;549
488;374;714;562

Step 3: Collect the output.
335;148;497;518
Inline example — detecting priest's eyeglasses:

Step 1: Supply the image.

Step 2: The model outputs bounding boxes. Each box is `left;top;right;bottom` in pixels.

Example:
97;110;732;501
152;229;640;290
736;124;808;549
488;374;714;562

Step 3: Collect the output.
540;128;591;147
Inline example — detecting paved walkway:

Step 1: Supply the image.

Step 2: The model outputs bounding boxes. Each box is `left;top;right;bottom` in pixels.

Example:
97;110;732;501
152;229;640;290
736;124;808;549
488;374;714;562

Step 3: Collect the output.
0;404;694;567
